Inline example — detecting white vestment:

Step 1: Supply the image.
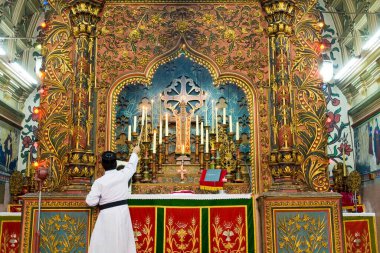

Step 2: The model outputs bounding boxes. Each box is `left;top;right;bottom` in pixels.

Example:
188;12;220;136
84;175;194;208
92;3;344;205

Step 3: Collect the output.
86;153;138;253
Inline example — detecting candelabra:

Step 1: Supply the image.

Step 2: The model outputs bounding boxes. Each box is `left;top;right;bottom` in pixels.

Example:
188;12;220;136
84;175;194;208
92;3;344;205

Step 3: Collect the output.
199;143;204;173
164;136;169;163
141;141;151;183
234;139;243;183
151;152;157;183
195;135;199;163
131;132;142;183
204;152;210;170
158;143;163;174
215;150;221;170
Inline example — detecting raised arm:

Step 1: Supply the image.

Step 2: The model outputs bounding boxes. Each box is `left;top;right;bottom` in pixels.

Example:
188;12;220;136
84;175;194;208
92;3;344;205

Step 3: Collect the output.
86;180;101;206
117;146;140;180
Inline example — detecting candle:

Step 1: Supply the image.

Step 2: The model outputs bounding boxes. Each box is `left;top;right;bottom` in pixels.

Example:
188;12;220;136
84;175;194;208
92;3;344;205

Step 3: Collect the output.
223;108;226;124
145;108;148;141
141;107;145;126
200;122;204;145
196;115;199;136
343;148;347;176
215;107;218;142
236;122;240;140
133;116;137;132
159;118;162;144
151;99;154;129
205;128;209;153
165;113;169;136
26;151;31;177
152;131;157;153
229;115;233;133
205;100;208;126
182;144;185;155
128;125;132;141
211;100;215;132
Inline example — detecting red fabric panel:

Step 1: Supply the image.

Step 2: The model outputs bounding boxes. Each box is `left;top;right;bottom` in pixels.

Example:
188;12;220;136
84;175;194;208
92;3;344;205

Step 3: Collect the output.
344;220;372;253
130;207;156;253
209;206;247;252
0;220;21;252
164;208;201;252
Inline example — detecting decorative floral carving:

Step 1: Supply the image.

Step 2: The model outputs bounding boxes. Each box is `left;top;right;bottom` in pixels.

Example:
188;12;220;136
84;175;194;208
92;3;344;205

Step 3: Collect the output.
292;0;330;191
40;214;87;252
277;213;328;252
211;214;246;252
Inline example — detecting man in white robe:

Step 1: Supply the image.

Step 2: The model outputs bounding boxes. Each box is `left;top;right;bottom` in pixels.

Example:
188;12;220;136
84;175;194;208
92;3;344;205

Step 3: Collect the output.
86;146;140;253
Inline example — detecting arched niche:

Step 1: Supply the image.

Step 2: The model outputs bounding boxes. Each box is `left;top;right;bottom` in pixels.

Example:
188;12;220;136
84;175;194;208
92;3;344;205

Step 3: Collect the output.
106;44;260;193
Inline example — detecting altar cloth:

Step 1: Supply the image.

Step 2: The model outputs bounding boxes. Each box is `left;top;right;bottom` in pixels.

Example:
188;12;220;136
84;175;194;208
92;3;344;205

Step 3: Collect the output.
128;195;255;253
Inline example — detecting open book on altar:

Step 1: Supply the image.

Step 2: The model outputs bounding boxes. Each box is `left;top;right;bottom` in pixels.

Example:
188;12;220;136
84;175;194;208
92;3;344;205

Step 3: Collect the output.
199;169;227;191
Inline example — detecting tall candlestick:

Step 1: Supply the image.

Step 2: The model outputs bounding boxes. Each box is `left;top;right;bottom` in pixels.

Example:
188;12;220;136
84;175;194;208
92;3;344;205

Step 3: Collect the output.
205;99;208;126
141;108;145;126
165;113;169;136
236;122;240;140
145;108;148;141
215;107;218;142
159;118;163;144
133;116;137;132
26;151;31;177
200;122;204;145
151;99;154;129
229;115;233;133
223;108;226;124
196;115;199;136
343;148;347;176
128;125;132;141
153;131;157;153
211;100;215;132
205;128;209;153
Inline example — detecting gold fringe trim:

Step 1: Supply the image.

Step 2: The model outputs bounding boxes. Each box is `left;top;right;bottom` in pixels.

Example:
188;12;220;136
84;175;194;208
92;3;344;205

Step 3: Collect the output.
200;185;223;191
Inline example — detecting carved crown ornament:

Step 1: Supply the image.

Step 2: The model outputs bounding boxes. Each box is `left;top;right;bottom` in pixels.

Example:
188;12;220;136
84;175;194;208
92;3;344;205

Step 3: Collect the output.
70;1;104;36
260;0;296;35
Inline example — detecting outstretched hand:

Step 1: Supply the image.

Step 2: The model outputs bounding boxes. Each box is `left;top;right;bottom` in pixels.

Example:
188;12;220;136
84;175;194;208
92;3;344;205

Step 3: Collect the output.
132;146;140;155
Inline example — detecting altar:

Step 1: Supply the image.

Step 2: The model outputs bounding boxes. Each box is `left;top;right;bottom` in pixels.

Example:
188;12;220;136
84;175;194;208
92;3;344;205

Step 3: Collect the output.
17;0;347;252
19;193;256;252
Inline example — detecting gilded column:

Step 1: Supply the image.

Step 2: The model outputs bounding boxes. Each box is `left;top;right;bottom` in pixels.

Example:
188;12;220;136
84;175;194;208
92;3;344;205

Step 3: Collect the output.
66;0;104;192
261;0;308;191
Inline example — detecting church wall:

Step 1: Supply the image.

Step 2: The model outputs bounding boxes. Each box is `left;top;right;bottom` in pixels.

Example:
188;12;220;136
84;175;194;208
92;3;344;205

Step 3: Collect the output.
319;0;355;177
16;89;40;175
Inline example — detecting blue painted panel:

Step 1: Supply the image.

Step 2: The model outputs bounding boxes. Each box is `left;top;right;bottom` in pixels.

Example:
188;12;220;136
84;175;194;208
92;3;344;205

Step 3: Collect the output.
39;210;90;253
275;210;331;253
115;55;250;157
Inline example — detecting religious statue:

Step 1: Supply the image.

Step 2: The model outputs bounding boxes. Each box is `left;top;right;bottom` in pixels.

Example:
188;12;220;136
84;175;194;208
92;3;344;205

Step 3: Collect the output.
162;75;205;154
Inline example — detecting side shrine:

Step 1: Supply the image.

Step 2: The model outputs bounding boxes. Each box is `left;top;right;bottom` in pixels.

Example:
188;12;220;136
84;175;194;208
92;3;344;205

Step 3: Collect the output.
13;0;349;252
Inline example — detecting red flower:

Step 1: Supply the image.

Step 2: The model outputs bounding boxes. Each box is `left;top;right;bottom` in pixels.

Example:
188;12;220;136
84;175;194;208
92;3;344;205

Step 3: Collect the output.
325;112;341;133
22;136;32;148
31;107;41;122
338;143;353;156
331;98;340;106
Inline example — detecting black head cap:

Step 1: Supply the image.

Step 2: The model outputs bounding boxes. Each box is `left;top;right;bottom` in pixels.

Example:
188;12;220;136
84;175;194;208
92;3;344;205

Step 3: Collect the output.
102;151;117;171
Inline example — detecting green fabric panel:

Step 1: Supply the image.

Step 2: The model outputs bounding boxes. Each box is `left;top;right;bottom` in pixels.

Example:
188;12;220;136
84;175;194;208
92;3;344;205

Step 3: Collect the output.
156;208;164;253
343;215;378;252
202;208;209;253
129;198;251;207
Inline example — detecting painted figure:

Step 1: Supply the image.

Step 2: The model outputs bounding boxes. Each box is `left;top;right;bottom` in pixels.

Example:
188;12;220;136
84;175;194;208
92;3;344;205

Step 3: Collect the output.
86;146;140;253
4;131;12;169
